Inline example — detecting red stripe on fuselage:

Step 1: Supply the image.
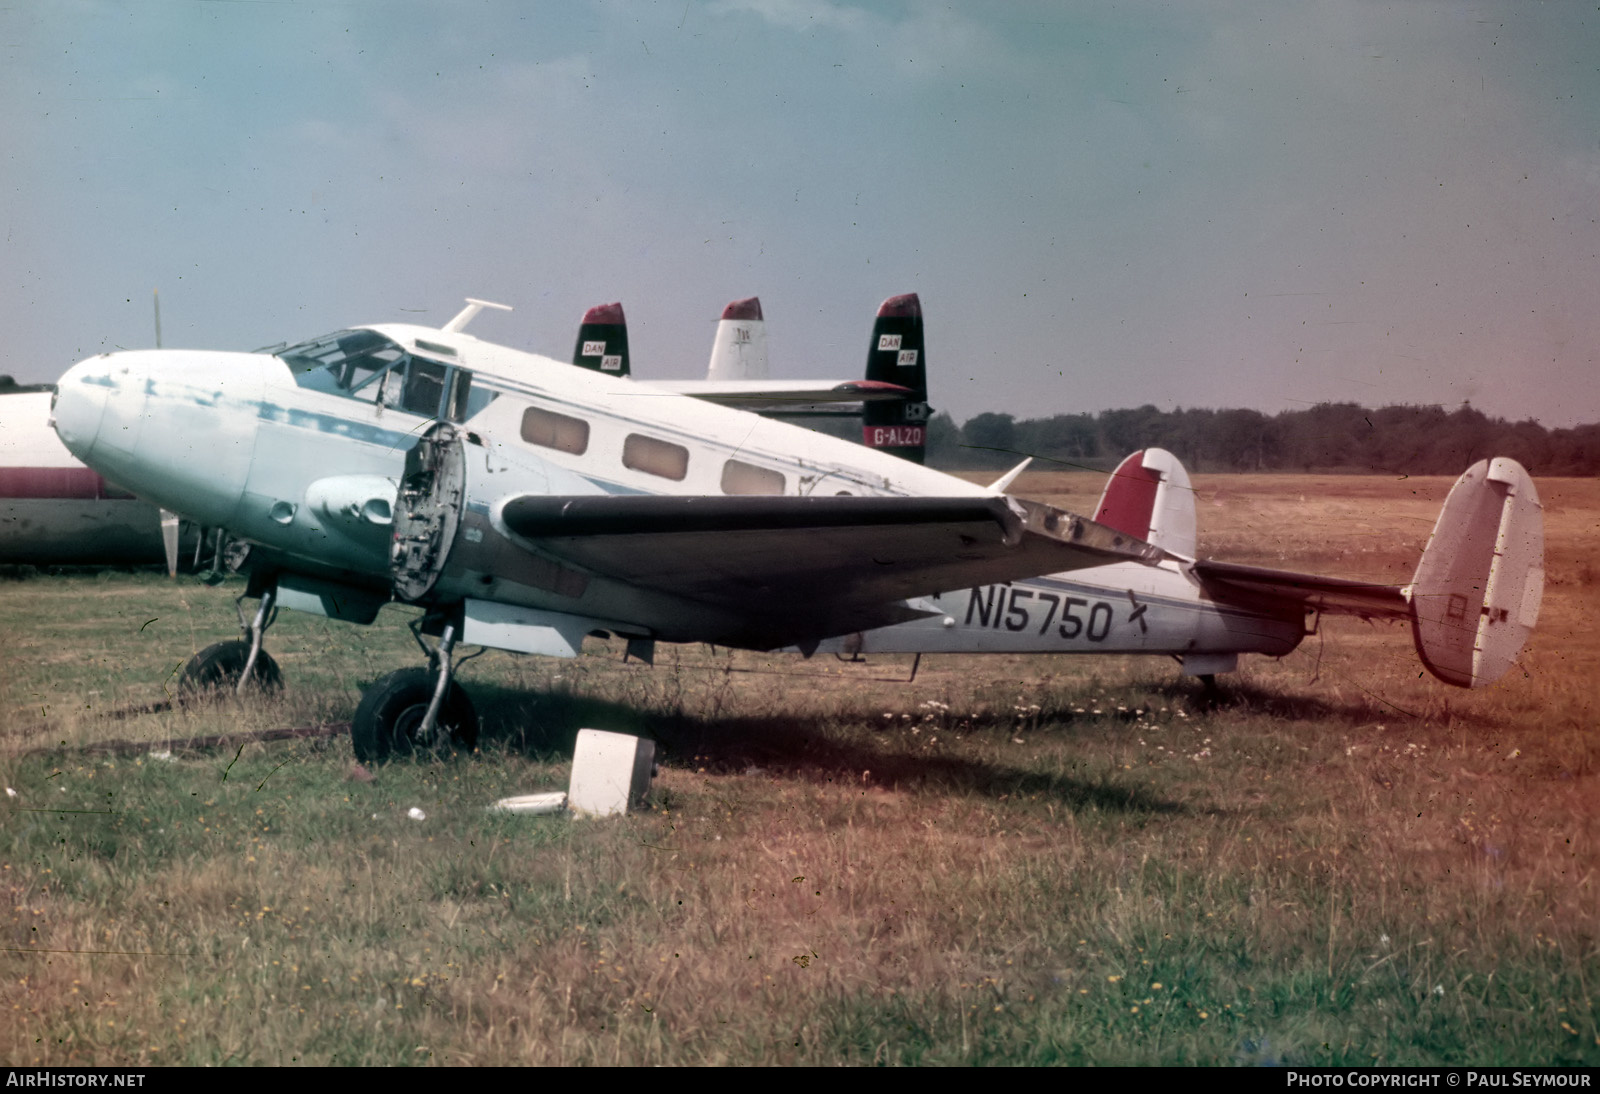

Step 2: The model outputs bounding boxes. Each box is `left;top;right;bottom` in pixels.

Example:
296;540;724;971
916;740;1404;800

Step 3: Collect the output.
0;466;132;500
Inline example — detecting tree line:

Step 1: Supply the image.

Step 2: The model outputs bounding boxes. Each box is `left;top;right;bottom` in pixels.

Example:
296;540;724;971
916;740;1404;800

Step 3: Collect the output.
7;371;1593;476
925;402;1600;476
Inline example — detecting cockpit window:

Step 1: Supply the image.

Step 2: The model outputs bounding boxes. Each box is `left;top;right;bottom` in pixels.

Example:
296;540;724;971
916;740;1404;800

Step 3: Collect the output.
282;330;406;402
281;330;400;378
282;329;495;423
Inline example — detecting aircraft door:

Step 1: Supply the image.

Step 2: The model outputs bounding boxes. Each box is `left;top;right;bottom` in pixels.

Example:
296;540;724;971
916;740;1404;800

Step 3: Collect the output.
392;421;467;602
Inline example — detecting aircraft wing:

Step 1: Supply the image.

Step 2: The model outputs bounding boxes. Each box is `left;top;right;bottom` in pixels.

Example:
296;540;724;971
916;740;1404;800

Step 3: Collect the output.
650;378;914;410
1192;559;1411;621
499;493;1166;645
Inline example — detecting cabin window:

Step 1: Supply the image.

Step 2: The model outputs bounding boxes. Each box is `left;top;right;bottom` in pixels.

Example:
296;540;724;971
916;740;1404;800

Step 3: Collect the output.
402;358;449;417
521;407;590;455
622;434;689;481
458;381;498;421
721;459;785;495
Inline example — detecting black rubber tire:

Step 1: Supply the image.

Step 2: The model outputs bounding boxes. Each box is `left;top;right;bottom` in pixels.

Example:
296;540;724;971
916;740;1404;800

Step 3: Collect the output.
177;639;283;698
351;667;478;763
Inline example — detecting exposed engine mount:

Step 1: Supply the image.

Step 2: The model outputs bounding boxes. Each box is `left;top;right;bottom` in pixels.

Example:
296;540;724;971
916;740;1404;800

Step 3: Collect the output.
391;422;466;602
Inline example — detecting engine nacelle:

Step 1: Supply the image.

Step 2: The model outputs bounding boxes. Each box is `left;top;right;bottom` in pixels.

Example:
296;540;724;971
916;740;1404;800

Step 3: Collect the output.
389;422;602;605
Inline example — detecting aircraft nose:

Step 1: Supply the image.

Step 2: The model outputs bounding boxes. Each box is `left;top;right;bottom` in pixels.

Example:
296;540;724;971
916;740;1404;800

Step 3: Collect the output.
55;351;151;480
50;354;117;463
58;348;268;530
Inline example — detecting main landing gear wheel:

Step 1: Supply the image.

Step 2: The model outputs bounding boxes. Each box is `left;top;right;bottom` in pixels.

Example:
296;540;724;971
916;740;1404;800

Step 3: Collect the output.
177;640;283;698
351;667;479;763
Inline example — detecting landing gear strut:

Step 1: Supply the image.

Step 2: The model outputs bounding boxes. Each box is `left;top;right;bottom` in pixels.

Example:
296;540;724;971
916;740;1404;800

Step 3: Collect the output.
177;584;283;697
351;613;480;763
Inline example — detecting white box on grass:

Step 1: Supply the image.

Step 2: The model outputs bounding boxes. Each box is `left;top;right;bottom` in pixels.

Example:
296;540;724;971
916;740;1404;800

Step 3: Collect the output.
567;729;655;817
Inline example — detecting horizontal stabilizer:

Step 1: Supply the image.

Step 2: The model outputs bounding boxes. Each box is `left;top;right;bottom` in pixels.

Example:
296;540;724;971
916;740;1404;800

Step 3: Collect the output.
655;377;913;408
1194;456;1543;689
1409;457;1543;688
1193;558;1411;620
987;458;1032;496
672;295;911;412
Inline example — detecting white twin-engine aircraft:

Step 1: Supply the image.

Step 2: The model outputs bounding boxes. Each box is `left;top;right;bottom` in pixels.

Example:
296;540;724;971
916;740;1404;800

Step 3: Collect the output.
49;296;1544;763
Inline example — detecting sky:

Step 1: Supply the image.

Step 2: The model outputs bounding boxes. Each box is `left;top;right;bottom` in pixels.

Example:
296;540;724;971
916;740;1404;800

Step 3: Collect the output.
3;0;1598;429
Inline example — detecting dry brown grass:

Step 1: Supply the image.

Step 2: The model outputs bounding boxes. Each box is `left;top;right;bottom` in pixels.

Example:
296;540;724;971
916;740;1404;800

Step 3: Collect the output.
1;472;1595;1065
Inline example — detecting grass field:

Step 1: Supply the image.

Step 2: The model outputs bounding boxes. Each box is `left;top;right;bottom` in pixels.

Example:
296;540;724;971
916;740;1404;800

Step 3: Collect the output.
1;472;1596;1066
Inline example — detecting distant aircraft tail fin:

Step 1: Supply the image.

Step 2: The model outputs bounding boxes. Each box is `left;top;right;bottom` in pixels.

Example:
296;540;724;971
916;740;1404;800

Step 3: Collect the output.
706;297;769;381
1408;457;1543;688
572;303;630;376
861;293;930;464
1093;448;1197;558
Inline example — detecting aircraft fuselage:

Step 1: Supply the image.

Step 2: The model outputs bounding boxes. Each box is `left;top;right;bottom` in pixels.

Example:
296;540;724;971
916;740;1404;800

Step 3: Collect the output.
0;390;195;566
815;564;1302;662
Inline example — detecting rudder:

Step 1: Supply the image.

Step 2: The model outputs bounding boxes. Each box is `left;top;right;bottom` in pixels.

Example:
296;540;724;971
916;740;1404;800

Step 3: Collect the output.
706;297;769;381
861;294;930;464
1092;448;1197;558
572;302;629;376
